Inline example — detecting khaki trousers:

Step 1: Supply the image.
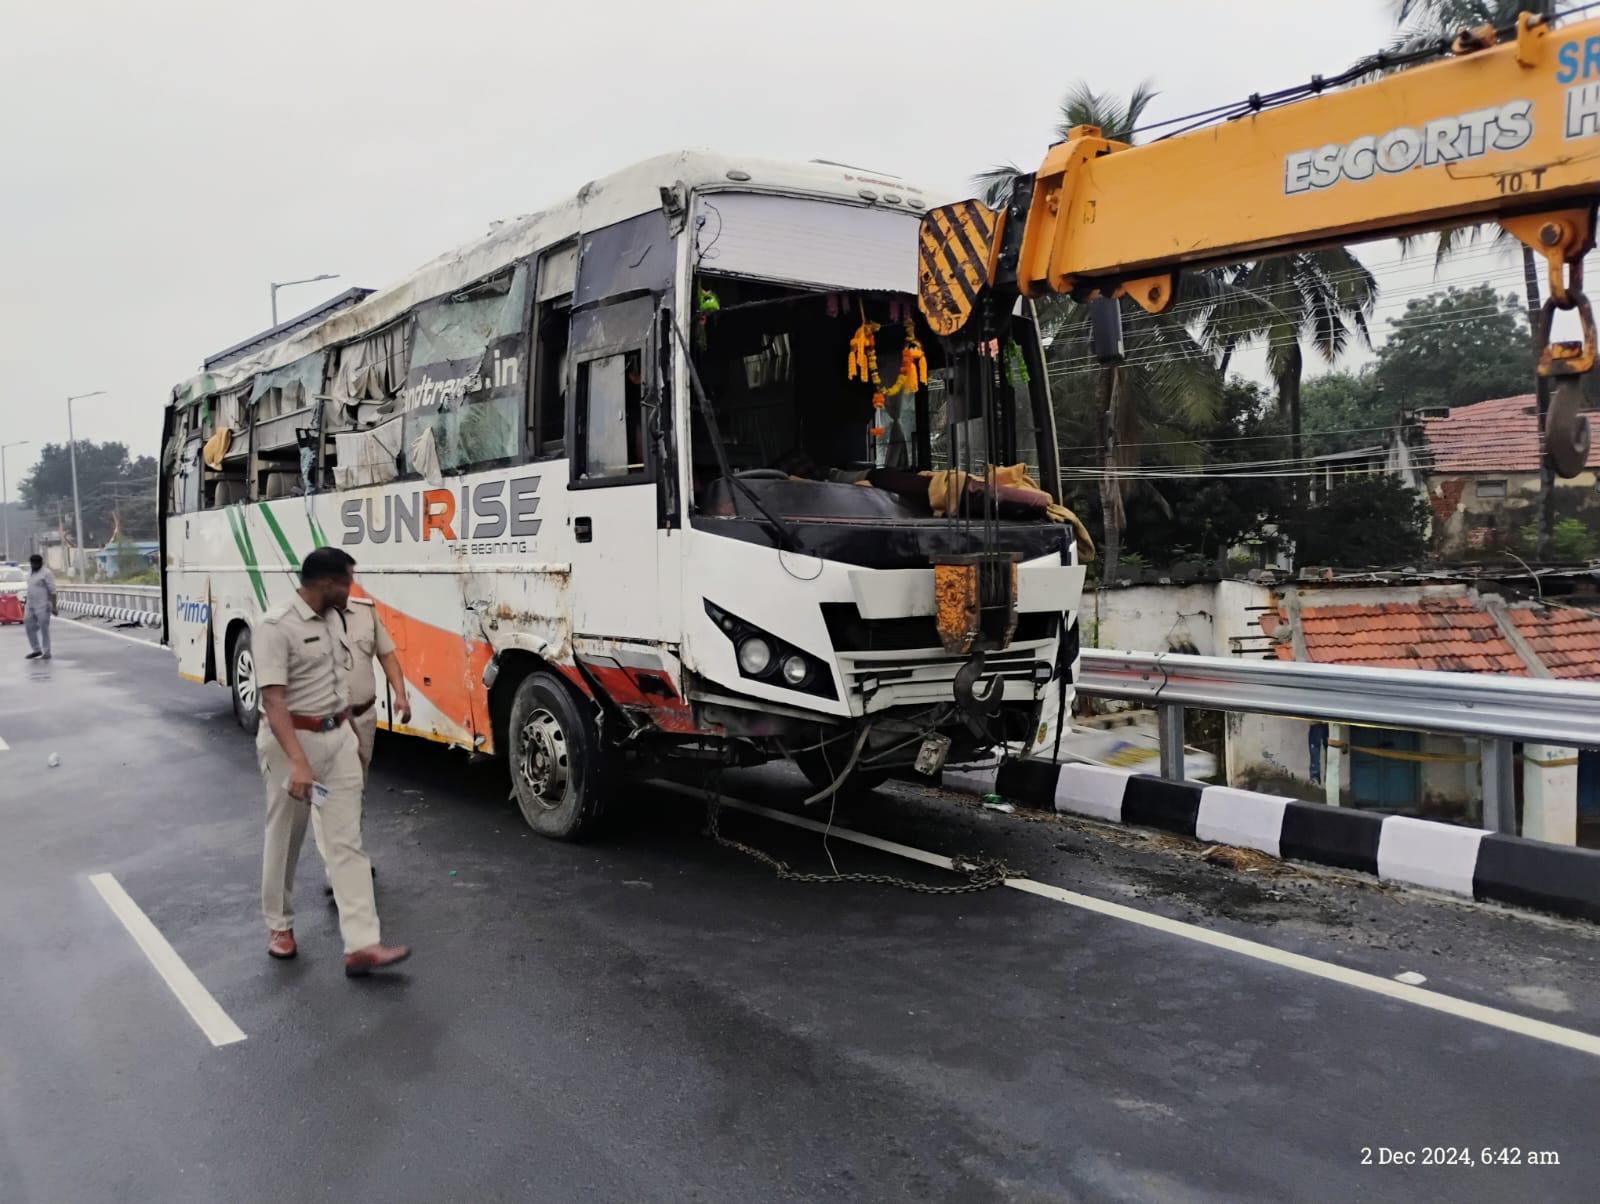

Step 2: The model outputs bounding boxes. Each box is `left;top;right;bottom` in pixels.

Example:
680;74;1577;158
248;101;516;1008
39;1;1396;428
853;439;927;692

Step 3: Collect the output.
352;705;377;776
258;722;380;953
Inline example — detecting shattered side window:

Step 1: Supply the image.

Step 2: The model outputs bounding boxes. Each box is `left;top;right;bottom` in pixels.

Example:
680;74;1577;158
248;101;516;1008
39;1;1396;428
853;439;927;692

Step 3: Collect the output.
409;266;528;367
402;264;530;476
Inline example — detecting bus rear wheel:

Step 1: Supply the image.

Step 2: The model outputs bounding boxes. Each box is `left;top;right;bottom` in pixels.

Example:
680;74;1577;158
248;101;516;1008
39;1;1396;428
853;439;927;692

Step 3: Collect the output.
508;671;608;841
230;627;260;737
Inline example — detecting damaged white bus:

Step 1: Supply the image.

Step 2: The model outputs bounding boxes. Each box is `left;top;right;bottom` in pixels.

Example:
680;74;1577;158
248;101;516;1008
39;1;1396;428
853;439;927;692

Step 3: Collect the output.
159;150;1087;839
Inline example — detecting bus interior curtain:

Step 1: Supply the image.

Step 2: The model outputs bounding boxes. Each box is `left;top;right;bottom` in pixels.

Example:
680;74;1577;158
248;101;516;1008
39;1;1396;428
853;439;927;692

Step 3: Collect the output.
409;424;443;485
334;322;411;405
333;416;404;489
215;384;251;433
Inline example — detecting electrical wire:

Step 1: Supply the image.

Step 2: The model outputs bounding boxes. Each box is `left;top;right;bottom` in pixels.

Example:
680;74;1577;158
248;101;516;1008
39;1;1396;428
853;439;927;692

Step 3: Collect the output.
1052;422;1412;455
1122;7;1598;146
1041;295;1547;377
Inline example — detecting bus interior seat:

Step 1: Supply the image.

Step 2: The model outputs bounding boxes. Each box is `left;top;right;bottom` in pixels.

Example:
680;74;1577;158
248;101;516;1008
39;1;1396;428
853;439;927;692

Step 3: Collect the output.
262;470;297;499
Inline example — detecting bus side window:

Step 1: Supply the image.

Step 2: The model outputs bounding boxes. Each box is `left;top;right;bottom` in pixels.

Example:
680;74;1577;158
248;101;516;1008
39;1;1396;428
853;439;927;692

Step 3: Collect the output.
533;300;570;459
179;440;203;515
531;241;576;461
574;349;645;480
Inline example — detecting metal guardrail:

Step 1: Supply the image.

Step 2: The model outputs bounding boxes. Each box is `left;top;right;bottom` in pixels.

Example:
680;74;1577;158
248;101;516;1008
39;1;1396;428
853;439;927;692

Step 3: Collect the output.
55;584;161;629
1078;649;1600;748
1077;649;1600;835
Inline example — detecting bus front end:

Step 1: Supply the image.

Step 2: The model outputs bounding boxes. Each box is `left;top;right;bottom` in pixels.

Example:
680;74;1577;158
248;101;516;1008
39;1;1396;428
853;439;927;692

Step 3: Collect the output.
672;179;1086;794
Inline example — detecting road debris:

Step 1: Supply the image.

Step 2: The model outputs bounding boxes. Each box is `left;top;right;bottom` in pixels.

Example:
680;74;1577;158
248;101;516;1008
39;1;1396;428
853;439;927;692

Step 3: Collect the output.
1200;844;1277;872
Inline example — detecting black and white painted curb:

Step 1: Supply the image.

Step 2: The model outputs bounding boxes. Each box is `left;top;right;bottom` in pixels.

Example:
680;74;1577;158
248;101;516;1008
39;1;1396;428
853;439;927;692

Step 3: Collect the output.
944;757;1600;924
57;600;161;629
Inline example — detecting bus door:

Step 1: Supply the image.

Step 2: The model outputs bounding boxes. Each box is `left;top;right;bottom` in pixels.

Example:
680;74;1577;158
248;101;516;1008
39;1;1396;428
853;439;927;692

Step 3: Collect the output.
564;212;680;645
566;292;674;642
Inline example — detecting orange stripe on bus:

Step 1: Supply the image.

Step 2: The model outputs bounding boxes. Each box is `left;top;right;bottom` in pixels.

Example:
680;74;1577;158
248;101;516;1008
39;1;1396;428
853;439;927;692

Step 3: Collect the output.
352;585;492;745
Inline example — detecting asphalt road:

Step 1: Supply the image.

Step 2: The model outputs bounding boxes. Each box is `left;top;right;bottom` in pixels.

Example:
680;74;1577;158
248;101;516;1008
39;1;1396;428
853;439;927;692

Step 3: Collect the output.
3;617;1598;1203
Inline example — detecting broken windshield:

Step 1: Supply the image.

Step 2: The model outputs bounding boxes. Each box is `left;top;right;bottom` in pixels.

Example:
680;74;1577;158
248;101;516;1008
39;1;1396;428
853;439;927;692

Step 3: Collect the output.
687;271;1050;524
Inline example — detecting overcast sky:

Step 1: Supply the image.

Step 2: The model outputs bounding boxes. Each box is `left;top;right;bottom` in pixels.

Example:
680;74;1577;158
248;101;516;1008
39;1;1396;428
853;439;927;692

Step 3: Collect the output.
4;0;1526;493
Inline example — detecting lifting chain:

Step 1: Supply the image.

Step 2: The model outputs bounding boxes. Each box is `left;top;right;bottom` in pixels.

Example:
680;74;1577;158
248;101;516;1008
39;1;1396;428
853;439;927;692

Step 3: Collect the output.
704;802;1023;895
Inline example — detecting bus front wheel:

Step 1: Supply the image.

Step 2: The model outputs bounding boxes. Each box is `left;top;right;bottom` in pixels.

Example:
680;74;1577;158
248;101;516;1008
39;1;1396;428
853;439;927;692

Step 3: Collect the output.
508;671;608;841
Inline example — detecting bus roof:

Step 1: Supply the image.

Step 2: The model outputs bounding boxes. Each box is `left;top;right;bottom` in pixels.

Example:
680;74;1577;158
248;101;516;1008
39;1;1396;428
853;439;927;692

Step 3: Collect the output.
169;149;947;407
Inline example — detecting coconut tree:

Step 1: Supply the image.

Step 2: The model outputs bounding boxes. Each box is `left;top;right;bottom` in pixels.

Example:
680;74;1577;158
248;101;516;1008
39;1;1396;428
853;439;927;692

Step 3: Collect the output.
974;82;1226;579
1206;252;1378;506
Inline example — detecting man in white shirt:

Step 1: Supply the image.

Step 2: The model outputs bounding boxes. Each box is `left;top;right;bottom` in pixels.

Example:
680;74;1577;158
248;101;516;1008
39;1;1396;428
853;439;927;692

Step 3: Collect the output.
23;555;56;661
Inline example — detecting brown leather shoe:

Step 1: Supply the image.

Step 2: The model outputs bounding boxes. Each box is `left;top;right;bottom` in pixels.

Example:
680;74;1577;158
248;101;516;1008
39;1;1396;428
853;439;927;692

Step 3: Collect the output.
267;929;297;959
343;943;411;977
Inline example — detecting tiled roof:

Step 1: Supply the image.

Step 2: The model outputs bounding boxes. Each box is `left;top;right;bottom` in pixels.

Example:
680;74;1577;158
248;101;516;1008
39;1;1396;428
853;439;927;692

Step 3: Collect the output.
1265;597;1529;674
1263;595;1600;680
1505;605;1600;680
1421;393;1600;475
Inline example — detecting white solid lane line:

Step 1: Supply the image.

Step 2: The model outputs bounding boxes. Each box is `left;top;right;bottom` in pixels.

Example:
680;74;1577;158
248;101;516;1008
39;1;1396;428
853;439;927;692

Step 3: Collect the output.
682;787;1600;1060
88;873;245;1048
0;735;9;752
58;616;166;650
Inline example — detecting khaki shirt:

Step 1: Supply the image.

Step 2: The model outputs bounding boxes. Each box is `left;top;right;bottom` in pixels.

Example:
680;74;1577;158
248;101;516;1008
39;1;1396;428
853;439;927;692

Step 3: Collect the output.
254;592;351;716
342;598;396;706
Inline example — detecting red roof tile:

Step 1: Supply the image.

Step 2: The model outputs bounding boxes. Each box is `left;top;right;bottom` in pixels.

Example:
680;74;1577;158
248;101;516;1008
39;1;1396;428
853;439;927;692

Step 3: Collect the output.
1272;596;1531;675
1504;606;1600;681
1421;393;1600;475
1269;595;1600;679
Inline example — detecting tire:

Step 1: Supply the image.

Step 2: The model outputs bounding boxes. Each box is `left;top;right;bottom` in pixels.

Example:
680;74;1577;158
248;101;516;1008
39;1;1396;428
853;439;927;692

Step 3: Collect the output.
230;626;261;736
794;747;889;799
508;671;608;841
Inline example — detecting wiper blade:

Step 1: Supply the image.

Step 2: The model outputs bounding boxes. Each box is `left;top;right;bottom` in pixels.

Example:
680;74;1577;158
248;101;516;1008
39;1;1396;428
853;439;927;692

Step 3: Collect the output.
669;317;801;554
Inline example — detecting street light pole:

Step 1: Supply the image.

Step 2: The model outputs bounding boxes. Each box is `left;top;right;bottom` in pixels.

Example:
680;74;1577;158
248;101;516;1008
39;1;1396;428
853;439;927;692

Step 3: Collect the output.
66;390;107;581
1;439;29;563
270;273;339;326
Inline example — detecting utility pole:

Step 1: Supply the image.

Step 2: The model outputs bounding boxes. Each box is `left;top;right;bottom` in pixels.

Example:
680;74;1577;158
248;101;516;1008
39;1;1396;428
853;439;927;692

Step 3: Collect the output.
66;390;107;581
1;438;28;563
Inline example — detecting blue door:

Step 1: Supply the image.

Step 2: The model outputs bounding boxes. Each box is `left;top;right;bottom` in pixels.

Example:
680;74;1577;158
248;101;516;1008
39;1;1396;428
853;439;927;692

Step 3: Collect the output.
1579;750;1600;816
1349;728;1421;811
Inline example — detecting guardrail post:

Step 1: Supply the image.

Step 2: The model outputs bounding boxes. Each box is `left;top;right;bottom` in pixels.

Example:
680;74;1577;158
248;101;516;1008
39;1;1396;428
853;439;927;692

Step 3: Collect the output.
1158;704;1185;781
1521;745;1579;846
1324;723;1346;807
1481;738;1517;833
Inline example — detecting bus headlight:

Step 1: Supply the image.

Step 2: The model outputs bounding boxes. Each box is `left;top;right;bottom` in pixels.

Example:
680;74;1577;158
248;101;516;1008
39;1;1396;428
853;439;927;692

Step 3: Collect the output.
704;600;837;701
737;636;774;675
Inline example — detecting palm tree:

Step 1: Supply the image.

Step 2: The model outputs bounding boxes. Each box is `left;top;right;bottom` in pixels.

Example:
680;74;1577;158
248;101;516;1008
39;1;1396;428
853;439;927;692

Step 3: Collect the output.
1207;253;1378;505
1040;280;1226;578
974;82;1224;579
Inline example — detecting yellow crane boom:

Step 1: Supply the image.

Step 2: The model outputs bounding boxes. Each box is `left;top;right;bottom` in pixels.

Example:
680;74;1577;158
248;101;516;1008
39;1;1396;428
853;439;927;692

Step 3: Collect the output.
919;11;1597;475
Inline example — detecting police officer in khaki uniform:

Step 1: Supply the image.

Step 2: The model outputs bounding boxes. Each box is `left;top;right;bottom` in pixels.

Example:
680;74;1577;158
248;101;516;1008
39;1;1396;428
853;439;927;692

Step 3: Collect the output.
320;594;409;900
343;596;410;775
256;547;410;976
